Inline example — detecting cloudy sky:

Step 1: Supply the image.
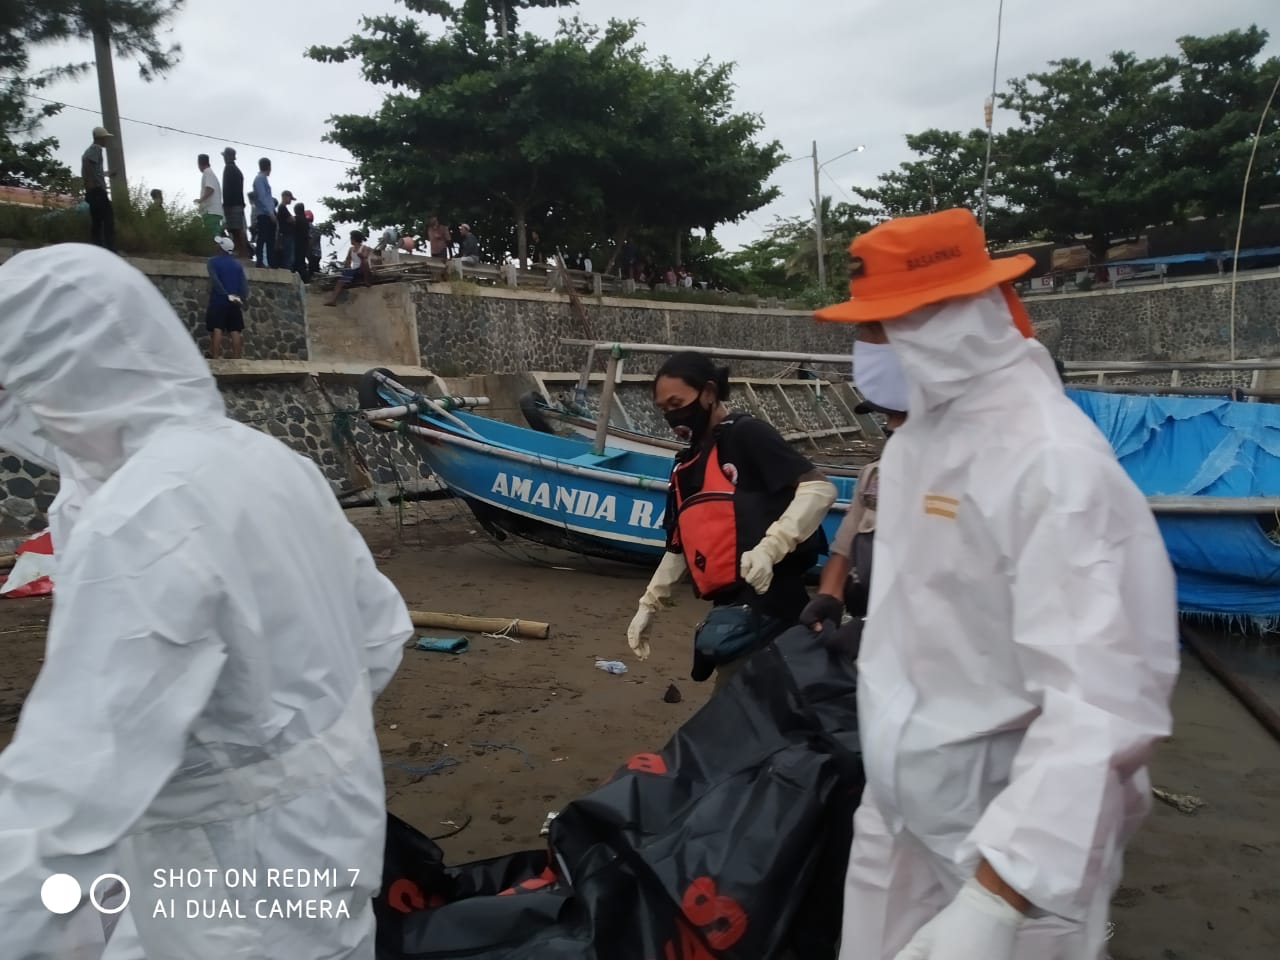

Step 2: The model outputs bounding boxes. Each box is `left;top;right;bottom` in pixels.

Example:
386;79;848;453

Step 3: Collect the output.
22;0;1280;251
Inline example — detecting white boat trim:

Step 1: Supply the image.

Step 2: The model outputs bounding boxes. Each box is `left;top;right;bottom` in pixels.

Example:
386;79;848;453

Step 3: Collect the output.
391;413;1278;518
459;490;668;548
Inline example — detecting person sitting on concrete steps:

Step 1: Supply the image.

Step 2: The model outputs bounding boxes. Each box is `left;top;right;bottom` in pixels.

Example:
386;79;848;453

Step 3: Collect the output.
324;230;374;306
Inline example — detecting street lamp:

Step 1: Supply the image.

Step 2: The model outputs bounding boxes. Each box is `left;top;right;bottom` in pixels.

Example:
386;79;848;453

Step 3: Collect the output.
812;142;865;288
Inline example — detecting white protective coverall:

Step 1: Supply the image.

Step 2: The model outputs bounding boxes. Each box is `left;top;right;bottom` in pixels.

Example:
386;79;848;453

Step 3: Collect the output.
0;245;412;960
840;287;1180;960
0;390;92;555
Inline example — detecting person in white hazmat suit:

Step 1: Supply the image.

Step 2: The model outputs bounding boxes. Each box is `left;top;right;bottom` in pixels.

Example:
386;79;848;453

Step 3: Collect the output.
0;395;123;960
813;209;1180;960
0;244;413;960
0;390;86;553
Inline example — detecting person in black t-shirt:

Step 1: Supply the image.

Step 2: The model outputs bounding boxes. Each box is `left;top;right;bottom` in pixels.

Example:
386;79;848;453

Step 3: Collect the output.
626;351;836;689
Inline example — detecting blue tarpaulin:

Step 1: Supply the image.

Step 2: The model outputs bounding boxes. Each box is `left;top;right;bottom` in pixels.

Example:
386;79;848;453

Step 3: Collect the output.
1067;390;1280;623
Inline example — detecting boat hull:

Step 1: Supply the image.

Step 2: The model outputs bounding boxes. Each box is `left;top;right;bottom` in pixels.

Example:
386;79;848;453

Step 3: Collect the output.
416;429;670;562
367;371;1280;624
401;412;854;566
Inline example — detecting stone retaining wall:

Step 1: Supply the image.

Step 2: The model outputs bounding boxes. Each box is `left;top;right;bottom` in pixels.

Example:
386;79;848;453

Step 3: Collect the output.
411;284;851;378
0;251;310;363
410;274;1280;378
1024;272;1280;362
144;262;308;362
0;456;59;537
0;374;428;539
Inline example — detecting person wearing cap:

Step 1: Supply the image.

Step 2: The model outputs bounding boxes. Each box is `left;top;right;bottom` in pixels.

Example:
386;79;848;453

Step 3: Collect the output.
220;147;250;259
797;324;908;656
207;235;248;359
82;126;115;252
813;208;1179;960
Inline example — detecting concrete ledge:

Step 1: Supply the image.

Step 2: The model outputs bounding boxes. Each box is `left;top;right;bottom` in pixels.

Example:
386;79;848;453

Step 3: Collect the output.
132;256;300;286
419;281;811;317
209;360;438;383
1025;267;1280;303
0;246;302;286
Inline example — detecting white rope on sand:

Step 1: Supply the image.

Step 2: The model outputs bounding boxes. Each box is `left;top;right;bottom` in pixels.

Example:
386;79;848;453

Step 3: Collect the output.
483;619;523;644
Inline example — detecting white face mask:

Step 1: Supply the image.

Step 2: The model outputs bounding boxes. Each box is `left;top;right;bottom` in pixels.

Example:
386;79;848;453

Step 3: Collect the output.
853;339;909;414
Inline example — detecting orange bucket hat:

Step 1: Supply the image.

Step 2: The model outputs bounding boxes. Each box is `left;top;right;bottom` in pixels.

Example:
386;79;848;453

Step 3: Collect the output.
814;208;1036;334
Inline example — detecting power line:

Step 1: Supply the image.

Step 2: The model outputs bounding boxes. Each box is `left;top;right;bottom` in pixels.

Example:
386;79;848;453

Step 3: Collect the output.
4;80;353;166
821;168;854;204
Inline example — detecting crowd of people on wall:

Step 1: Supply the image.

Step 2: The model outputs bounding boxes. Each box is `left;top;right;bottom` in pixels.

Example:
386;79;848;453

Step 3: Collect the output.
77;126;723;302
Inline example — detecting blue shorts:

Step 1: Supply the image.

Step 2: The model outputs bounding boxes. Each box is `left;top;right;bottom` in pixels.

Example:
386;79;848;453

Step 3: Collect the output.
342;268;361;283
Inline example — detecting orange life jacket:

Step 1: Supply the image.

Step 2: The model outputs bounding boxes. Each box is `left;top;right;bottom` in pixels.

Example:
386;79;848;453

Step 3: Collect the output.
670;440;740;597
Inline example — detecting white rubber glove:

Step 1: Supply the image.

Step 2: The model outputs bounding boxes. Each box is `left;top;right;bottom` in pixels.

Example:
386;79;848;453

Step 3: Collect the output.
627;551;688;660
739;478;837;594
627;606;654;660
893;879;1023;960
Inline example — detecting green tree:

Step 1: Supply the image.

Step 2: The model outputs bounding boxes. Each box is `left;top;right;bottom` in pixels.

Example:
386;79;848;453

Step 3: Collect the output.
855;128;1014;239
312;11;637;266
0;1;79;190
717;196;870;302
611;57;782;267
996;51;1183;261
1169;26;1280;224
16;0;185;199
849;26;1280;261
312;2;782;268
0;14;70;191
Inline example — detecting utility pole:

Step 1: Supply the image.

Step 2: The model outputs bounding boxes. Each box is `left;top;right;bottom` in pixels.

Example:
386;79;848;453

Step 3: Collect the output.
979;0;1005;230
92;23;128;203
812;140;826;289
811;141;865;288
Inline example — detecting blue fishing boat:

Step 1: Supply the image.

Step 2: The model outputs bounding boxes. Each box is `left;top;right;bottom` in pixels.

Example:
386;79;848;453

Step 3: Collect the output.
362;368;1280;625
360;370;856;567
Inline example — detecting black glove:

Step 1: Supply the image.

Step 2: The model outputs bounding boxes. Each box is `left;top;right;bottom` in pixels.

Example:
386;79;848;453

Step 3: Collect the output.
823;617;864;659
799;593;844;629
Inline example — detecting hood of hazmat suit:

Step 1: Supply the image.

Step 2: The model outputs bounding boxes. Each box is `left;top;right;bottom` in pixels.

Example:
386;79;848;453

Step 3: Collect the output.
841;287;1179;959
0;388;58;473
0;245;412;960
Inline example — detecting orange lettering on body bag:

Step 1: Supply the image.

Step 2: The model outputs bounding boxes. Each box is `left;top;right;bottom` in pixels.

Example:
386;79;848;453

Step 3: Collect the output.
626;752;669;775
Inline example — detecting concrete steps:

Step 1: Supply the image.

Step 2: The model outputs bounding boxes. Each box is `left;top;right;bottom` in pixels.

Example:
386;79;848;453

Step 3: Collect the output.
304;285;419;367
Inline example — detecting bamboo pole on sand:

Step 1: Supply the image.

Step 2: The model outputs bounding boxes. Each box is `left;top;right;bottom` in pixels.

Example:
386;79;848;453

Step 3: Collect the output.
407;609;551;640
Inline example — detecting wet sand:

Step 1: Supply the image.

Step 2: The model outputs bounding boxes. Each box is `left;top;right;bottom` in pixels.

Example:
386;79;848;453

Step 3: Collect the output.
1;500;1276;958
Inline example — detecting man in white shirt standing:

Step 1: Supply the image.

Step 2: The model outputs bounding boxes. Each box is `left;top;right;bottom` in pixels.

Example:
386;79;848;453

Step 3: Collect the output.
196;153;224;240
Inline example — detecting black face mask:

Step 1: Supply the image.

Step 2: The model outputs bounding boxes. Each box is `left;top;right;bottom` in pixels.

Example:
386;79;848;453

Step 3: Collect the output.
665;395;712;444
